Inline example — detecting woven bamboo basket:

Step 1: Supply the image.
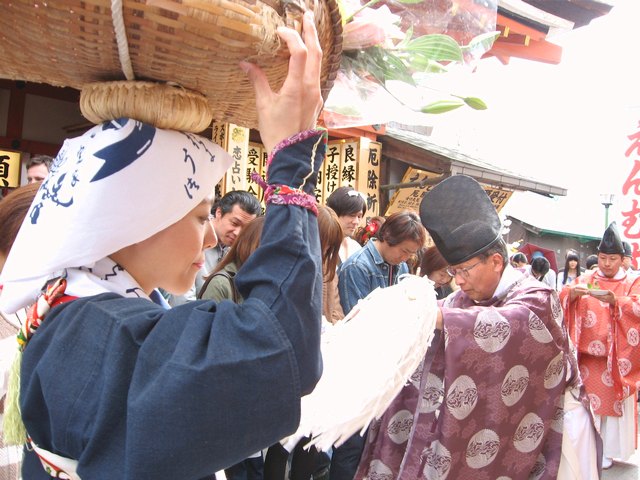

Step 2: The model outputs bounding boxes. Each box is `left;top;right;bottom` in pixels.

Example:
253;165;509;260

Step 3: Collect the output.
0;0;343;131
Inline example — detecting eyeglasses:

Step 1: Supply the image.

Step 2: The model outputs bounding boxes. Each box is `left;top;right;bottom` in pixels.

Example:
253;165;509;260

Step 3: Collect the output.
446;259;484;279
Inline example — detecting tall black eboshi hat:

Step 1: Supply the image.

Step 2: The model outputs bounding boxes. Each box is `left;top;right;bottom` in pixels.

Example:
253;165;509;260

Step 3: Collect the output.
623;241;632;258
598;222;625;255
419;175;501;266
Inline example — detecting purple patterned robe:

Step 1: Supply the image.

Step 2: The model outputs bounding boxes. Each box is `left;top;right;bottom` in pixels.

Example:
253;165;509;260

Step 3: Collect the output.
356;271;579;480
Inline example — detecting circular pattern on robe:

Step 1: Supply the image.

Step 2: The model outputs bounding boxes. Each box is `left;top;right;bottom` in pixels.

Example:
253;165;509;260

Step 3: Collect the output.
422;441;452;480
513;413;545;453
446;375;478;420
627;328;639;347
601;369;614;387
583;310;598;328
529;453;547;480
420;373;444;413
409;365;424;390
550;399;564;434
618;358;632;377
501;365;529;406
387;410;414;444
543;352;564;389
613;399;623;415
588;393;601;411
580;365;589;381
528;313;552;343
367;460;394;480
587;340;605;356
473;310;511;353
465;429;500;469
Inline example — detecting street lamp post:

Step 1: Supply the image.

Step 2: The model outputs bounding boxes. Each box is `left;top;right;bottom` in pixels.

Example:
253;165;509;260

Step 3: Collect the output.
600;193;615;229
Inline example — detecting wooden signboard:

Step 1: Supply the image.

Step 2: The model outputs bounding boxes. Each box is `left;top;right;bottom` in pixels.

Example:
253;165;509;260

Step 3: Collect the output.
357;138;382;219
385;167;513;216
322;137;381;218
212;122;251;195
324;140;342;201
0;150;21;187
246;142;263;205
213;134;382;219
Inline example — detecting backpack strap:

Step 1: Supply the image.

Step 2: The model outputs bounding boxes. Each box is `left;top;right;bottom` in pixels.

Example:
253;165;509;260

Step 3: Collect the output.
197;270;239;303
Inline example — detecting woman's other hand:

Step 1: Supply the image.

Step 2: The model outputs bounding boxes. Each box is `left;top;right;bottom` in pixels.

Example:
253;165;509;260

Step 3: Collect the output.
241;11;324;154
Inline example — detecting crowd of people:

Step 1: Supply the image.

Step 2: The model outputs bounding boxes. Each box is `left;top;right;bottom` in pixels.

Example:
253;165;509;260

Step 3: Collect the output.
0;11;638;480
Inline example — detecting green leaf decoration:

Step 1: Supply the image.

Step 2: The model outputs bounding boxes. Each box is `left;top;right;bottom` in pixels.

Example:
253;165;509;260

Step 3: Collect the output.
338;12;494;117
463;97;488;110
408;56;449;73
347;47;415;84
402;34;463;62
394;26;414;51
462;31;501;54
421;100;465;114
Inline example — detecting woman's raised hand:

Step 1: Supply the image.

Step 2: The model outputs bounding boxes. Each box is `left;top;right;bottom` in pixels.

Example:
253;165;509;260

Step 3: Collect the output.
241;11;324;154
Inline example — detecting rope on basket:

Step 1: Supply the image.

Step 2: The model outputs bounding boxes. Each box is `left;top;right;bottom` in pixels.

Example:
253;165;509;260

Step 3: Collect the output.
111;0;135;80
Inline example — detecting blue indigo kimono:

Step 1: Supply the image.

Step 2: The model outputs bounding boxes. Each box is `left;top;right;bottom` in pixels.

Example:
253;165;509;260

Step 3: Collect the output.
20;134;326;479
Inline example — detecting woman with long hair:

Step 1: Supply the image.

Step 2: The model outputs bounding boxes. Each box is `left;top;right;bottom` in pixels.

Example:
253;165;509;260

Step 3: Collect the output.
557;251;582;290
198;216;265;302
319;205;344;323
0;182;41;480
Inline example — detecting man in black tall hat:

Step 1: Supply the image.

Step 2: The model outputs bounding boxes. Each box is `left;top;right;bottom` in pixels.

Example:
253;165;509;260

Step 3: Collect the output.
560;221;640;469
357;175;599;480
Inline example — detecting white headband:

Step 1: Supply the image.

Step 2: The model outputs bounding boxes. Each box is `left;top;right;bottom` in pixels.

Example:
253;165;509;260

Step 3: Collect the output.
0;118;232;313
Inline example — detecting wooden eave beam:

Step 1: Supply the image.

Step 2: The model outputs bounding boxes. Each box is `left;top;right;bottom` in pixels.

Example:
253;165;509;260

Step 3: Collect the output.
0;136;61;156
379;136;451;174
497;32;530;46
0;79;79;103
486;37;563;64
327;125;385;141
497;13;548;41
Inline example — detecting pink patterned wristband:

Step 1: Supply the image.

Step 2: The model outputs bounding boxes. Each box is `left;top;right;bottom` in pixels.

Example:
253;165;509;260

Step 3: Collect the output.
251;172;318;216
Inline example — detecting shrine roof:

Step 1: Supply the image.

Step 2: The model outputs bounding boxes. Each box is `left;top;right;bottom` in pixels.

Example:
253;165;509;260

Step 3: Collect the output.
381;125;567;197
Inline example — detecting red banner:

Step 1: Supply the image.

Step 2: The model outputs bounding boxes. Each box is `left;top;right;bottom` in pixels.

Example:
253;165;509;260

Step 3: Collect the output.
620;117;640;269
